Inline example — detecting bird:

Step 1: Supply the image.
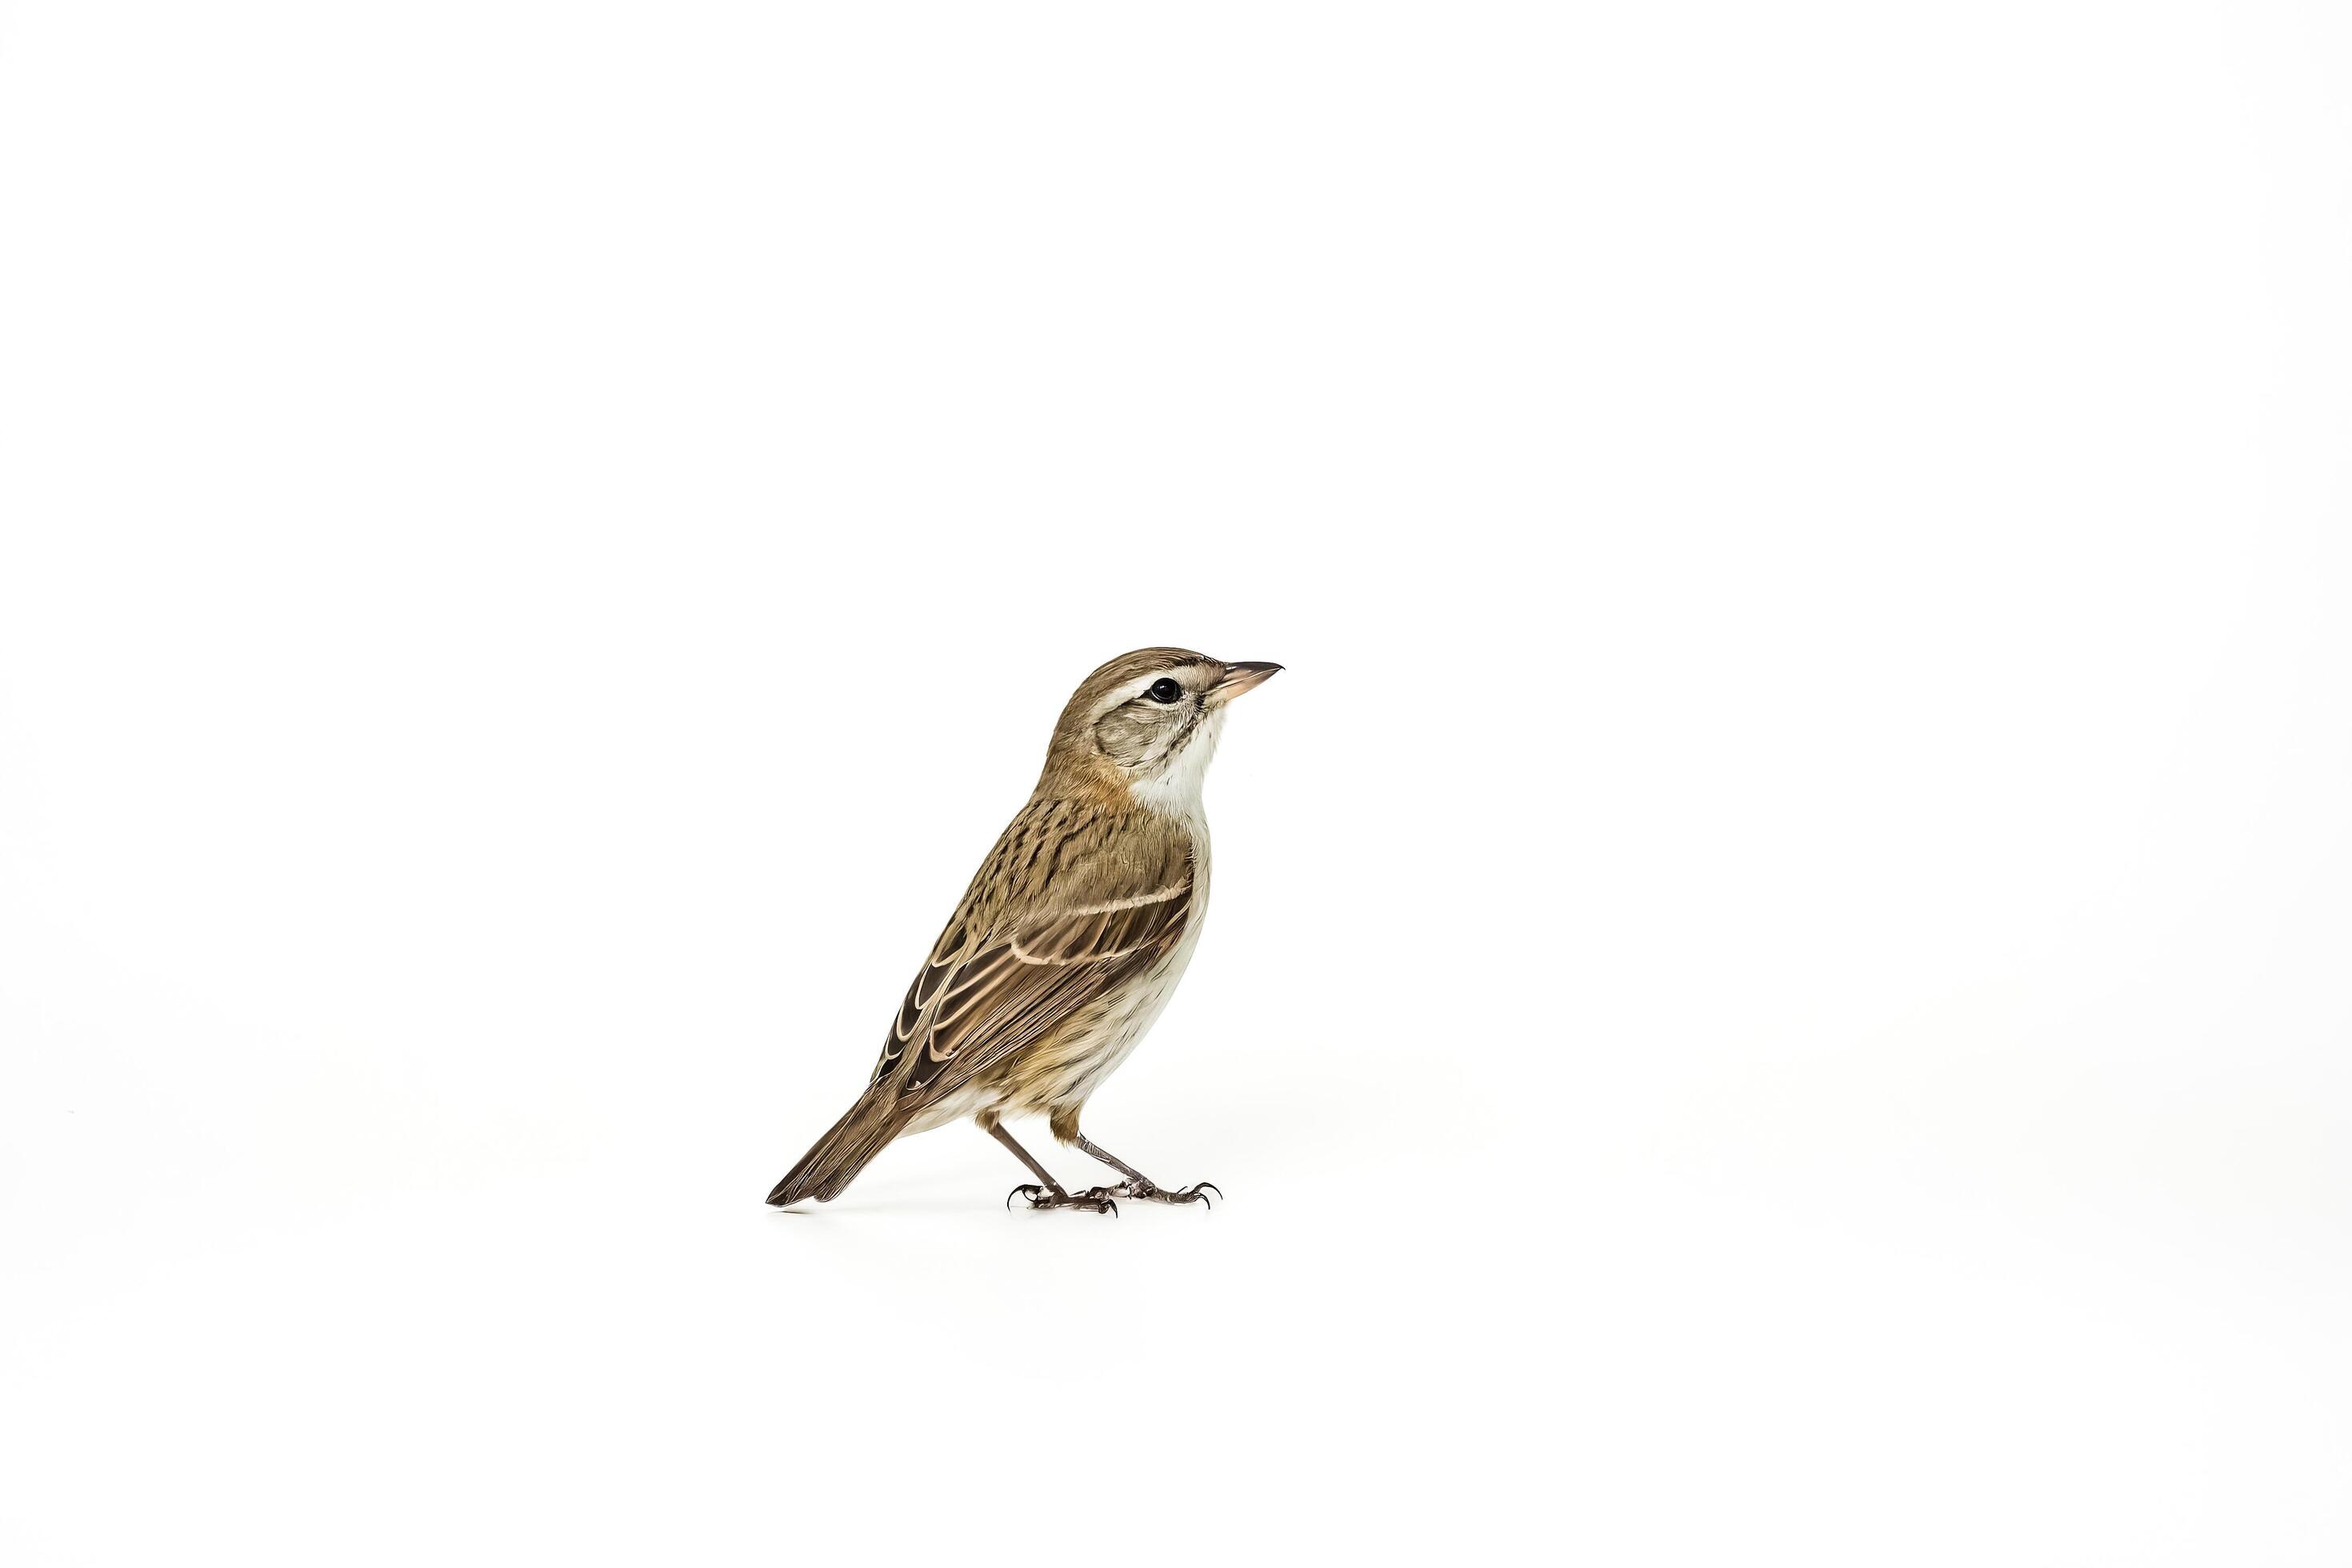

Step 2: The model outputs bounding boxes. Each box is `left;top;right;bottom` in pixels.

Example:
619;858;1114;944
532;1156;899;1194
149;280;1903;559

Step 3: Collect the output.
766;647;1282;1214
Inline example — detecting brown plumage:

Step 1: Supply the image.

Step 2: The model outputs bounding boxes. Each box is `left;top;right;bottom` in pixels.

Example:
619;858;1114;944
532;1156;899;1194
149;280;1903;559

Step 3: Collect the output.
766;647;1280;1212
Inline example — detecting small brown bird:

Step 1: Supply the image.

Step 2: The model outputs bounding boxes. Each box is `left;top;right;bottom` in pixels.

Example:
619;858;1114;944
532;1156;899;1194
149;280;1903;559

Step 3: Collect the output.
766;648;1281;1214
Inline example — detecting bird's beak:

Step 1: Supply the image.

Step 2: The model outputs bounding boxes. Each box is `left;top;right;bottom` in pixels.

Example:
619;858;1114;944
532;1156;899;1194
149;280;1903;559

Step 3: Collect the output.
1207;661;1283;706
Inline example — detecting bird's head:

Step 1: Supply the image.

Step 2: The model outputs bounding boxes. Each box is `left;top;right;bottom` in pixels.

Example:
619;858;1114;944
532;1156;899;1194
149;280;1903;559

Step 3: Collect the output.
1042;647;1282;813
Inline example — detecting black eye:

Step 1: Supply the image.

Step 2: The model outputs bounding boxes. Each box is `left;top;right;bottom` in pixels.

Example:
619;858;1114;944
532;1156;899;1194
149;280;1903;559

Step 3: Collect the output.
1146;677;1184;704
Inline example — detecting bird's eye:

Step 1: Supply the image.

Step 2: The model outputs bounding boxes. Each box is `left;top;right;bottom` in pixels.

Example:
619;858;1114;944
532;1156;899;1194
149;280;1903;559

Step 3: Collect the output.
1146;677;1184;704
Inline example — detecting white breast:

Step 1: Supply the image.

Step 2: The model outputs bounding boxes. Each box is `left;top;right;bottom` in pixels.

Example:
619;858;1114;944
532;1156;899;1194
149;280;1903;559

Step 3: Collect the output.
1053;825;1208;1104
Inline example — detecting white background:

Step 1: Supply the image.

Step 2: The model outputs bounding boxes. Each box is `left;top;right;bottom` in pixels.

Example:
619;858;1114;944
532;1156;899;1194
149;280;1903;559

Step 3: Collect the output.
3;3;2348;1562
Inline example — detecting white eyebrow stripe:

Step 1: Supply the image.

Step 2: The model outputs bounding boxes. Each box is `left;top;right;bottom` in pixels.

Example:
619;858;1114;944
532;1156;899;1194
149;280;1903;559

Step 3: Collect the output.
1086;666;1203;722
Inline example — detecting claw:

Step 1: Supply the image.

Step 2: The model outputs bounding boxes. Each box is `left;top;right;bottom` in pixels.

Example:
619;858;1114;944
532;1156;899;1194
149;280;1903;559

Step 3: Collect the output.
1195;1182;1222;1207
1006;1183;1046;1211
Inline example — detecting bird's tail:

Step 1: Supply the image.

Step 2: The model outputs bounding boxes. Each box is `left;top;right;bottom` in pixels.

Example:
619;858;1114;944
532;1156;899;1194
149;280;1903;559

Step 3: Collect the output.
766;1090;906;1206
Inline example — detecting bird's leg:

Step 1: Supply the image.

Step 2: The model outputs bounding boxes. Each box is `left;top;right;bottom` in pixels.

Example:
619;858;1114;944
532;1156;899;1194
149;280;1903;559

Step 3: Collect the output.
1070;1130;1219;1208
984;1118;1116;1215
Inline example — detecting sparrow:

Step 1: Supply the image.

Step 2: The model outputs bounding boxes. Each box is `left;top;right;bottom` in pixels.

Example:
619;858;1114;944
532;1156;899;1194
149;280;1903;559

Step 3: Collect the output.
766;647;1282;1214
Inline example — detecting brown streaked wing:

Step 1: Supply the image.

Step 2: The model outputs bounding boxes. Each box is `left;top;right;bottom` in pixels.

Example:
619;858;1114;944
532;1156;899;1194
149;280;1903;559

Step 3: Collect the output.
881;874;1193;1102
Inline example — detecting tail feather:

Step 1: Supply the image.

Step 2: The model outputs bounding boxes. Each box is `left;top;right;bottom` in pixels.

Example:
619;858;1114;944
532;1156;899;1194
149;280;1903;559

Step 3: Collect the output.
766;1092;906;1206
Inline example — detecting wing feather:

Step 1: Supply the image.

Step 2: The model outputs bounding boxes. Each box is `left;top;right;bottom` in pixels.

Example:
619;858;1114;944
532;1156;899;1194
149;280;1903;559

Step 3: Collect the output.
876;868;1193;1102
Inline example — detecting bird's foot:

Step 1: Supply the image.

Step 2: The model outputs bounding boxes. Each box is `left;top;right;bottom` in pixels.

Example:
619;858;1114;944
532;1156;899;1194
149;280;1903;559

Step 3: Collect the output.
1006;1184;1118;1216
1086;1179;1220;1209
